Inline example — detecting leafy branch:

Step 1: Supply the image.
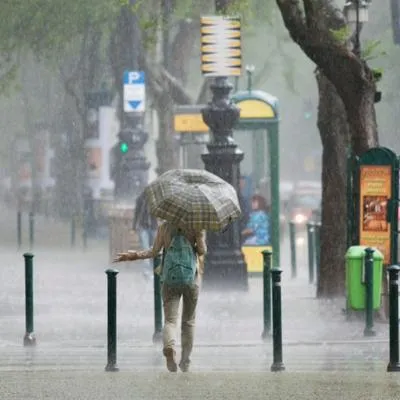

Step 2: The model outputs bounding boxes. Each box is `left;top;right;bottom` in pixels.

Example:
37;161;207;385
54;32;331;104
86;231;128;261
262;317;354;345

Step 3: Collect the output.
362;39;387;61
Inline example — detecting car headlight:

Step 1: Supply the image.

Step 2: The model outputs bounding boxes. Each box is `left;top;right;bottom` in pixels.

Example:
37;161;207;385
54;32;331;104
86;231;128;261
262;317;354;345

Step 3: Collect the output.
296;237;305;246
294;213;307;224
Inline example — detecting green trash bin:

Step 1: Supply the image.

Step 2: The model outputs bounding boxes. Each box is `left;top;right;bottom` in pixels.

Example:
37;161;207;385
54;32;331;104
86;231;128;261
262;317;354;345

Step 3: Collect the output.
345;246;384;310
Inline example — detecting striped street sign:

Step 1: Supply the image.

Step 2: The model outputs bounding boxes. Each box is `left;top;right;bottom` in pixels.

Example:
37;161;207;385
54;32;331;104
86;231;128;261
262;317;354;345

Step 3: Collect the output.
200;16;241;77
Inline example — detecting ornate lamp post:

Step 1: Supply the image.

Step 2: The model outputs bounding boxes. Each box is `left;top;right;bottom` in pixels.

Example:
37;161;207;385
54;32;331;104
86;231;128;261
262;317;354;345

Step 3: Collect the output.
344;0;370;247
200;15;248;292
343;0;370;57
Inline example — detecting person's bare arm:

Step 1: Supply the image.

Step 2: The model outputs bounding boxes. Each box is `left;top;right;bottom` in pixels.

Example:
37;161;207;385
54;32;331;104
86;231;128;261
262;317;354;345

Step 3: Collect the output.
113;224;164;263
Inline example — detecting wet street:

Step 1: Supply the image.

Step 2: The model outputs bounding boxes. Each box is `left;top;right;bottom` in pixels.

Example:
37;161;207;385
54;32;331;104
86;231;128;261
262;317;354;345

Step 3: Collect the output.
2;370;400;400
0;208;397;398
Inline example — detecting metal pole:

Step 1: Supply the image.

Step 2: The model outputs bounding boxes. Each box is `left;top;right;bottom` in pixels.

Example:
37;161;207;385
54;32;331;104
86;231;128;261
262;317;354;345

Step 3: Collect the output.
387;265;400;372
268;125;280;269
314;222;321;285
306;222;315;284
105;268;119;372
289;221;297;279
23;253;36;346
71;214;76;248
82;212;88;251
354;0;361;57
364;248;376;337
270;268;285;372
162;0;170;70
17;210;22;249
153;255;163;343
261;250;272;340
29;211;34;250
346;149;354;249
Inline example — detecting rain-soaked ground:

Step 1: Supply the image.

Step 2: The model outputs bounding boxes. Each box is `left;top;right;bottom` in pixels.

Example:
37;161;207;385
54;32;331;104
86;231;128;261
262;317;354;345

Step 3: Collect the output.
2;371;400;400
0;206;398;399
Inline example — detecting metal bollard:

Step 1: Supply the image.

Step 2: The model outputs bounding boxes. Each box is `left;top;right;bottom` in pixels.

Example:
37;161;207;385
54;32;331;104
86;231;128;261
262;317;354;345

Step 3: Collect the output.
270;268;285;372
29;211;34;250
289;221;297;279
105;269;119;372
261;250;272;340
153;255;163;343
17;211;22;249
364;248;376;337
23;253;36;346
306;222;315;284
387;265;400;372
71;215;76;248
82;213;88;251
314;222;321;284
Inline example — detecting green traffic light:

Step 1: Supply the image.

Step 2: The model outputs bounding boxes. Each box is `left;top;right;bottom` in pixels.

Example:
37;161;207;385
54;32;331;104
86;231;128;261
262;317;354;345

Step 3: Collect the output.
120;142;129;153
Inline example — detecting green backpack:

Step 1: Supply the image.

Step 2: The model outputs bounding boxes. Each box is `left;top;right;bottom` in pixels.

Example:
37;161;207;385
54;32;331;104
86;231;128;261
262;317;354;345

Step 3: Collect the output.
162;232;197;286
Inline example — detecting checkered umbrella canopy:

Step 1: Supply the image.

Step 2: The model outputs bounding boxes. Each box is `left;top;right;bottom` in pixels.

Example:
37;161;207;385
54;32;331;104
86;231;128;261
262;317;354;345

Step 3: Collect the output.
144;169;241;232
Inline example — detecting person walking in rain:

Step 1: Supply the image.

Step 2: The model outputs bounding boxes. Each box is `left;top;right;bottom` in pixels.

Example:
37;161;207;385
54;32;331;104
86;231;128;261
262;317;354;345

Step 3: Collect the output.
114;221;207;373
115;168;240;372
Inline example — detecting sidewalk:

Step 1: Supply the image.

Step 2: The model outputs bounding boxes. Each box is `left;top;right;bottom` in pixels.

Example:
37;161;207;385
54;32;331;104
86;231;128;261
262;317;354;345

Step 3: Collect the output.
0;207;398;399
0;245;391;371
2;370;400;400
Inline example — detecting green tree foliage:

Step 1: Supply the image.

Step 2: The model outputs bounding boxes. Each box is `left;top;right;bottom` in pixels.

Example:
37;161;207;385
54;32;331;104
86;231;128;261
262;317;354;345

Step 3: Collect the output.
1;0;290;175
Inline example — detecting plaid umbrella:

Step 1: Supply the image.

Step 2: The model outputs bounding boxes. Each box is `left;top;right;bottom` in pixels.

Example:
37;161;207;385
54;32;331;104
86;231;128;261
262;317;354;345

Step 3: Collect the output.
144;169;241;232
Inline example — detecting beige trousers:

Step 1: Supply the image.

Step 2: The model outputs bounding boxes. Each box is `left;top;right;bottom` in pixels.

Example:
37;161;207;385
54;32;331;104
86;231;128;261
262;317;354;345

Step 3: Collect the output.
162;282;199;362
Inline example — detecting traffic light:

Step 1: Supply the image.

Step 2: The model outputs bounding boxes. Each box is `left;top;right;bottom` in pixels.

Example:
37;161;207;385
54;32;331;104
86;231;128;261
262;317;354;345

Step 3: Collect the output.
111;126;150;203
119;141;129;154
118;129;133;155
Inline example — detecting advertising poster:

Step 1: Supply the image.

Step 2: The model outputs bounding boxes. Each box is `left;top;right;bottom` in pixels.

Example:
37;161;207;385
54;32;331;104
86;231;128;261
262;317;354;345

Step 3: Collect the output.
359;165;392;263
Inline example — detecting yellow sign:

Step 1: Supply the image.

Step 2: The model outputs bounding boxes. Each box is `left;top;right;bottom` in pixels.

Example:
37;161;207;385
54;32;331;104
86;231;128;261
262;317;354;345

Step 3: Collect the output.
201;54;241;65
242;245;272;273
200;16;241;77
174;113;209;133
201;16;241;28
201;27;241;38
236;99;275;119
201;37;241;47
201;65;241;76
201;45;241;56
359;165;392;263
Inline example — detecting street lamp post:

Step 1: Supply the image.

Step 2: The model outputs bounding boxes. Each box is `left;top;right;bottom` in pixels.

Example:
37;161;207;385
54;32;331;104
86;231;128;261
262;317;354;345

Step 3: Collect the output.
201;78;248;291
200;3;248;291
343;0;370;247
343;0;370;57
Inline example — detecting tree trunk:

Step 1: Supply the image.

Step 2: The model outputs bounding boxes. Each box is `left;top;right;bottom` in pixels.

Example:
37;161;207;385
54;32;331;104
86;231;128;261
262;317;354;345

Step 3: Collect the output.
274;0;380;297
344;79;378;155
316;71;349;297
152;15;197;175
155;93;179;174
